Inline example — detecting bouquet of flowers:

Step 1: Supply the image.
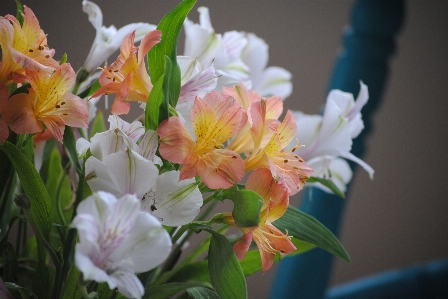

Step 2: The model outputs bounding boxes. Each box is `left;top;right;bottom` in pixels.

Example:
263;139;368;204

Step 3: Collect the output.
0;1;374;298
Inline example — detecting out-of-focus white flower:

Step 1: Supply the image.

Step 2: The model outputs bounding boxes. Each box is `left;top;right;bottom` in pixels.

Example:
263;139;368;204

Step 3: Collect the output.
72;191;171;299
183;7;250;90
82;0;156;73
183;7;292;99
292;82;373;193
240;33;292;99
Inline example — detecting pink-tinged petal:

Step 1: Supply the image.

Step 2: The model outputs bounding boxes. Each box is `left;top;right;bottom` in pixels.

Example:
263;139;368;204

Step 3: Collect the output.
248;100;266;153
40;115;66;142
119;31;138;60
111;73;132;115
200;149;245;189
158;116;196;164
234;232;253;260
0;84;8;114
3;93;43;135
265;96;283;120
51;93;89;128
137;30;162;64
275;111;296;149
222;84;259;111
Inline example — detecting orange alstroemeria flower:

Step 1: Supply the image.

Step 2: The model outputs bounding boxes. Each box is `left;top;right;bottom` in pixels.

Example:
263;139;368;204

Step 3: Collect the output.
223;84;283;154
2;63;89;141
226;168;296;272
91;30;161;115
245;103;314;195
158;91;247;189
0;6;59;84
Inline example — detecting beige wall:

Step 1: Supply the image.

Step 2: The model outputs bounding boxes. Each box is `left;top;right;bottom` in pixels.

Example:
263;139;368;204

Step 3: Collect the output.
3;1;448;298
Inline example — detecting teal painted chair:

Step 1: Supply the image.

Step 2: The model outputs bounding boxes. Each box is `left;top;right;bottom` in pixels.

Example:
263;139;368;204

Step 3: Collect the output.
270;0;448;298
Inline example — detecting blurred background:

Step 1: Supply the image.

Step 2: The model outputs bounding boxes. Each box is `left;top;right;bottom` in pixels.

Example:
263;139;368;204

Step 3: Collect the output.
2;0;448;298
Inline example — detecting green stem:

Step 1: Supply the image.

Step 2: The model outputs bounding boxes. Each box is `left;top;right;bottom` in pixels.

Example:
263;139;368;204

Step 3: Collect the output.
77;274;91;299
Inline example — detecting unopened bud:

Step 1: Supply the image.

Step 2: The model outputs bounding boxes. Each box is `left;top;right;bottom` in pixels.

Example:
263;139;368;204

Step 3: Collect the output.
14;194;31;210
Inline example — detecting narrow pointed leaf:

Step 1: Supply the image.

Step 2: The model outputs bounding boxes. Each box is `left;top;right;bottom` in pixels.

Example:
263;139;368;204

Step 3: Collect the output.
63;126;82;175
0;142;53;239
148;0;196;108
146;74;165;131
90;110;107;137
273;206;350;262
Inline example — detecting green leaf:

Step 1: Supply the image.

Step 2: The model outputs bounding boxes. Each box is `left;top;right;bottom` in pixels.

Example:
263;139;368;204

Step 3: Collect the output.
307;176;345;198
90;110;107;137
15;0;24;26
148;0;196;108
186;287;220;299
206;229;247;299
168;260;210;283
45;148;72;227
143;281;213;299
60;264;83;299
63;126;82;175
273;206;350;262
77;79;101;99
145;74;165;131
0;142;53;240
221;185;263;227
9;83;30;97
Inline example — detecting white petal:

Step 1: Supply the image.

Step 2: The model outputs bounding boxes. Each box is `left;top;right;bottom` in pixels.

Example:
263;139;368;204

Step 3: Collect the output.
109;23;157;50
85;157;121;196
144;171;203;226
76;137;91;157
111;271;144;299
340;152;374;179
112;211;172;273
178;56;201;86
82;0;103;31
252;66;292;99
90;129;139;161
75;244;113;286
139;129;159;161
108;115;144;142
241;33;269;84
103;149;158;199
179;60;218;103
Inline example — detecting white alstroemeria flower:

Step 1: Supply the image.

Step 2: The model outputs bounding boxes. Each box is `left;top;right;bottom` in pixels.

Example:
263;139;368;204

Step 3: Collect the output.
292;82;374;193
328;81;369;139
72;192;171;299
77;115;162;165
82;0;156;73
108;115;145;143
240;33;292;99
178;56;218;103
85;148;159;197
141;171;203;226
183;7;250;89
